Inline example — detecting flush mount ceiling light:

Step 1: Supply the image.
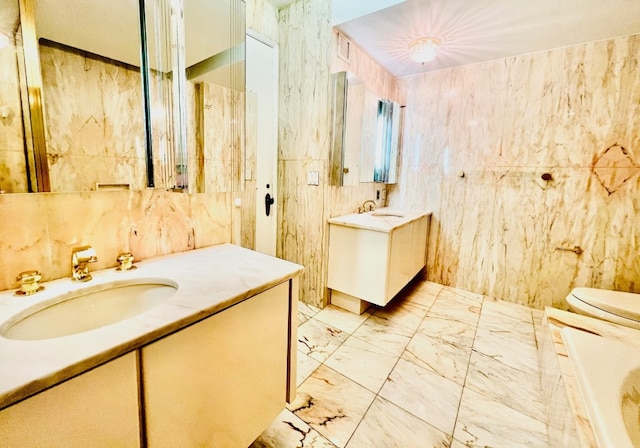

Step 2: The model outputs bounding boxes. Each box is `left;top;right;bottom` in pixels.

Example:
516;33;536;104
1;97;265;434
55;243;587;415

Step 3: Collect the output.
408;37;440;64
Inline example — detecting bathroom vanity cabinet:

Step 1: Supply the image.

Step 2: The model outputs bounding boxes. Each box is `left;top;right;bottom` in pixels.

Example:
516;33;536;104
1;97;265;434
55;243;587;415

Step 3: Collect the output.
0;352;141;447
327;210;430;314
143;281;292;447
0;245;302;448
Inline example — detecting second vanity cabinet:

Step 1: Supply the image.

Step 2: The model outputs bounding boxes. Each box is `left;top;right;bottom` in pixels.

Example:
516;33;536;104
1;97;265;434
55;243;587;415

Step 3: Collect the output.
328;211;430;313
142;281;292;447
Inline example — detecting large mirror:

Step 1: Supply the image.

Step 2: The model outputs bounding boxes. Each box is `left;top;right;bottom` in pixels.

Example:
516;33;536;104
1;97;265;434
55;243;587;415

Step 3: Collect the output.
330;70;402;187
0;0;244;194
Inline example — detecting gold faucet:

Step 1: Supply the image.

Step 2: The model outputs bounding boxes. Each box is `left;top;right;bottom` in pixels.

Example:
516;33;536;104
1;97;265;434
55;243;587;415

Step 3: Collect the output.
358;200;377;213
15;270;44;295
116;252;136;271
72;246;98;282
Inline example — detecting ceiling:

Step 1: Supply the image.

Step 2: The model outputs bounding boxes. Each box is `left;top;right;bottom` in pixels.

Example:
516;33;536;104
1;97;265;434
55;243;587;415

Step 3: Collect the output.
335;0;640;78
267;0;640;79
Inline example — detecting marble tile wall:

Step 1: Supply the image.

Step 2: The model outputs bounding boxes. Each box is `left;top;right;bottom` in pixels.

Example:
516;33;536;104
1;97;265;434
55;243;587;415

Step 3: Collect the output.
277;0;397;308
0;41;28;194
0;190;232;292
389;33;640;309
246;0;279;43
39;42;148;192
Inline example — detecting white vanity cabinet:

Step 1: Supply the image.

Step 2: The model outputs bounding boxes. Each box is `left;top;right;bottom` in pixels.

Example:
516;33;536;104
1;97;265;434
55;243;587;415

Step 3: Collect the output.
0;352;140;447
141;280;295;448
328;211;430;313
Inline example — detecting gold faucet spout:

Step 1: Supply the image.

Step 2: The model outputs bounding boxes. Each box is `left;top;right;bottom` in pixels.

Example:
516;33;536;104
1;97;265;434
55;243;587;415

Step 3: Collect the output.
72;245;98;282
358;200;377;214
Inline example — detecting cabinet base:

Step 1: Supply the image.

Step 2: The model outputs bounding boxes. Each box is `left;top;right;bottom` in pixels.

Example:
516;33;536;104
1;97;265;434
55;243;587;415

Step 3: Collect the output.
330;290;370;315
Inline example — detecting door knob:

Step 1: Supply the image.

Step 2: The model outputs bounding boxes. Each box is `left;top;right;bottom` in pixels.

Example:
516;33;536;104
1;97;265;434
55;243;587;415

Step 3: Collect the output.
265;192;275;216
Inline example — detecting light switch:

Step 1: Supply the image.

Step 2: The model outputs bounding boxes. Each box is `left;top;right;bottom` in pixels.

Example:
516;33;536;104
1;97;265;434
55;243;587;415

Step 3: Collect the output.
307;171;319;186
245;169;252;181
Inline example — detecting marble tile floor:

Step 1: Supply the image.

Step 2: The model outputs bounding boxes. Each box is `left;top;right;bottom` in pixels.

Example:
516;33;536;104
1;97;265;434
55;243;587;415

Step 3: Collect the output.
251;280;549;448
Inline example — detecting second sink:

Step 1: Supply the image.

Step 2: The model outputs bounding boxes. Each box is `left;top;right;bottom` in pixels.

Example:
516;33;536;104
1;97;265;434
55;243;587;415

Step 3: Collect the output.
2;278;178;341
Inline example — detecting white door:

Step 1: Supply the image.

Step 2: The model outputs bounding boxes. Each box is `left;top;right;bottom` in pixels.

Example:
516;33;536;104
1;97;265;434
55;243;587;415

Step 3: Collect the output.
246;32;278;256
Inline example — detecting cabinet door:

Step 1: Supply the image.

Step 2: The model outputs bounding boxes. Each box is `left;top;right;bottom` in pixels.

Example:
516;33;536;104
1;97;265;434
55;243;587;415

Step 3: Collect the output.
0;352;140;447
142;281;290;448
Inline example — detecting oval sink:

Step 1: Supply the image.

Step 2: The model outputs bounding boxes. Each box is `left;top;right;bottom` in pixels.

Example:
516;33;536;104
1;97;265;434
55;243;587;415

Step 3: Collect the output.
370;211;406;218
2;278;178;341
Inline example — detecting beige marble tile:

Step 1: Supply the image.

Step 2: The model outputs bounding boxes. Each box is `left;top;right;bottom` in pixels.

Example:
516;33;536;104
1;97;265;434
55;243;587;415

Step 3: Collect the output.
298;301;322;318
379;358;463;435
481;296;533;324
288;365;376;448
453;387;548;448
428;296;482;327
297;318;349;363
402;332;472;385
351;315;413;357
325;336;399;393
465;351;546;423
246;0;279;44
297;350;321;387
472;328;539;374
250;409;337;448
371;299;429;334
417;316;477;349
189;192;232;248
345;396;451;448
314;305;372;334
400;282;439;309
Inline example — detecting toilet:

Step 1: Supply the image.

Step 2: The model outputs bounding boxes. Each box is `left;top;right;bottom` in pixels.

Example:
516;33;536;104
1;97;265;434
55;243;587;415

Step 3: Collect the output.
566;287;640;330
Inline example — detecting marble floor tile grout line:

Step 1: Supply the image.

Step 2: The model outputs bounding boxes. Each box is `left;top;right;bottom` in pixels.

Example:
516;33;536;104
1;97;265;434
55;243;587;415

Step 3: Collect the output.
255;282;549;448
448;293;486;445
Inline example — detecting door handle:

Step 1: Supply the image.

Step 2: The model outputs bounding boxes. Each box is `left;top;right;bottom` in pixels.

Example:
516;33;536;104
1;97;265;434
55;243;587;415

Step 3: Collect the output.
265;192;275;216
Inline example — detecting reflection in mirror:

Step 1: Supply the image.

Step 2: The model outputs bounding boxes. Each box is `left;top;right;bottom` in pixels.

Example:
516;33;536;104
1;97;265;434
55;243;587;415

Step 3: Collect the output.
361;96;402;184
329;71;364;186
35;0;147;192
373;99;402;184
0;0;28;193
184;0;245;193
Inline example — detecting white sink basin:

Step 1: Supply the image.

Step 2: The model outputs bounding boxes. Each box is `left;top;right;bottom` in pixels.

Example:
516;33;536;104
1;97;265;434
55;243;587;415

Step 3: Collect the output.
2;278;178;341
370;211;406;218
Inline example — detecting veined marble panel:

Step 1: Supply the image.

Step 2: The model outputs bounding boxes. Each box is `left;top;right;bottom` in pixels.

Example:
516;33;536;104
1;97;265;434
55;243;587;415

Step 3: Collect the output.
288;364;376;448
390;33;640;309
39;42;146;193
0;190;233;292
246;0;279;44
0;42;28;194
278;0;332;161
453;387;548;448
346;396;451;448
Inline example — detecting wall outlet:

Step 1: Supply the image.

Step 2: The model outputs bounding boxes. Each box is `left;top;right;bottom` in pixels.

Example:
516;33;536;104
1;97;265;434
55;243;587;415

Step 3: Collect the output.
307;171;320;186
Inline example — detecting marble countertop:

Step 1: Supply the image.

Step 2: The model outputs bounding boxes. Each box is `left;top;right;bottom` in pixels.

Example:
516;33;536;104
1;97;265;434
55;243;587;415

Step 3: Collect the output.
327;208;431;233
0;243;303;410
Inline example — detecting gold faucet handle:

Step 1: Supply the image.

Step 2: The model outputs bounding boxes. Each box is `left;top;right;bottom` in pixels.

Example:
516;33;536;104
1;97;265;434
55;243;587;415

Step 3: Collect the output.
116;252;136;271
15;270;44;296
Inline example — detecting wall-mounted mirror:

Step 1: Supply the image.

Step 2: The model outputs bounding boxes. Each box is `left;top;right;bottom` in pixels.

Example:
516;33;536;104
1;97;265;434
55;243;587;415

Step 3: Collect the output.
329;71;364;186
184;0;245;193
0;0;245;194
330;70;403;186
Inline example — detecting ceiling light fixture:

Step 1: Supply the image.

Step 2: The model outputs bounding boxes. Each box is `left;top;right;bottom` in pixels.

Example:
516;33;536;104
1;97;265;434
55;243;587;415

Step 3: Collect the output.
408;37;440;64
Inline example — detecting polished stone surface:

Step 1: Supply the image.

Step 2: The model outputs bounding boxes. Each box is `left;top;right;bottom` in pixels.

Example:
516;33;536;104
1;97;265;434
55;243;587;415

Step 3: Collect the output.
252;281;550;448
0;244;303;409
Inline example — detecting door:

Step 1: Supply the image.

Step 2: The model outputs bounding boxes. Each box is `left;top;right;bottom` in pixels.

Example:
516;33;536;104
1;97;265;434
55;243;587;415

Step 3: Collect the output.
246;32;278;256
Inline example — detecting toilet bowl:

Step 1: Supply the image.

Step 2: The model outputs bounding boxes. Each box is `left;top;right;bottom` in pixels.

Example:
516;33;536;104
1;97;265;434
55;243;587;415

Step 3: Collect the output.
566;287;640;330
